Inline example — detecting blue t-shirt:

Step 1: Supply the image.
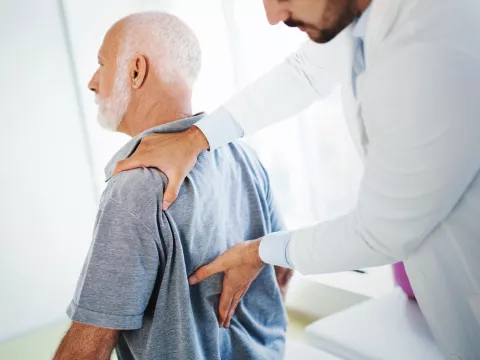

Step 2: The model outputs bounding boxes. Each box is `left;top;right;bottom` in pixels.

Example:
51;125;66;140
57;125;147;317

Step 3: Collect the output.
67;114;287;360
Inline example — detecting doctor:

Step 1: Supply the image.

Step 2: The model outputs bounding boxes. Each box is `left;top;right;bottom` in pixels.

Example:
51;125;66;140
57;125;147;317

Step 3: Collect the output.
114;0;480;358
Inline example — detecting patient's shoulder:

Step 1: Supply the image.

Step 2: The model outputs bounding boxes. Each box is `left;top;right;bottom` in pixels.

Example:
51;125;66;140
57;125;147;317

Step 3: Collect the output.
226;141;263;169
101;168;166;217
226;141;270;187
227;140;257;158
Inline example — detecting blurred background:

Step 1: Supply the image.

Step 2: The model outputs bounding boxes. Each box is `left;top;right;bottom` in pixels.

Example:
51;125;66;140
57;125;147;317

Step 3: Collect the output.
0;0;394;358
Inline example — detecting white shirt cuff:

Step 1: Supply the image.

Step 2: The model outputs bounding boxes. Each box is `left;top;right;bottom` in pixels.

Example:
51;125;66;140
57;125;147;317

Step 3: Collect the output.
195;107;244;150
259;231;292;268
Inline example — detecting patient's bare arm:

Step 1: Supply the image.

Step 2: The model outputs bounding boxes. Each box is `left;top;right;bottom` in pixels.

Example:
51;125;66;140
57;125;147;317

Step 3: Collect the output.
53;322;119;360
274;266;294;301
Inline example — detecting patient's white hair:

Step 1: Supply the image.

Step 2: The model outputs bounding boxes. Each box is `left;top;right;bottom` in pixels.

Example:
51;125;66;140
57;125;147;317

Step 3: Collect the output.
119;11;202;86
97;12;201;131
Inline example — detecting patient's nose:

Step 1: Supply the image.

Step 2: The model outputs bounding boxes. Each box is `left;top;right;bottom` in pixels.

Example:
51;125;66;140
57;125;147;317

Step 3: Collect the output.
88;70;99;93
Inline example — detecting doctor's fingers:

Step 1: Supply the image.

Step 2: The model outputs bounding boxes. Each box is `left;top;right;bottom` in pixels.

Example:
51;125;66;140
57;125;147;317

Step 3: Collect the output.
224;289;246;328
113;157;148;176
189;256;228;285
189;244;246;285
161;173;183;210
218;284;236;327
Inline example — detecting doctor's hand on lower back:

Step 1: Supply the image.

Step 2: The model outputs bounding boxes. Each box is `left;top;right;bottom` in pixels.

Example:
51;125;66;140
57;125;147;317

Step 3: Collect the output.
113;126;210;210
189;239;265;328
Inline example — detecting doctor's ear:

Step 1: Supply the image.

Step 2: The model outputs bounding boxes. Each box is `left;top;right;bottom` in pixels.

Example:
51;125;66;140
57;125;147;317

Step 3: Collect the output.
129;55;147;89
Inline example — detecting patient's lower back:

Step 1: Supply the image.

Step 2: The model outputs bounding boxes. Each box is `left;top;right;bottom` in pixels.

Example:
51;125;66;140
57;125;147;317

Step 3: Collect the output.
116;141;287;360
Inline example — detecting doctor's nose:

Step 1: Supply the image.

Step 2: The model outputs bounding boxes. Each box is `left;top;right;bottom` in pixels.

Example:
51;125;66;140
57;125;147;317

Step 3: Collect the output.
263;0;290;25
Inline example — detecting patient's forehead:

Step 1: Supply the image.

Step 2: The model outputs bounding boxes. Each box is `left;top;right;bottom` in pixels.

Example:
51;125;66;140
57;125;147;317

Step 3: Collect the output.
99;21;125;62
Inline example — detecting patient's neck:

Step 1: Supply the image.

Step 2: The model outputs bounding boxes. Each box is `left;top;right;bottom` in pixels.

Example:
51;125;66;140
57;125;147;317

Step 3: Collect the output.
118;83;193;137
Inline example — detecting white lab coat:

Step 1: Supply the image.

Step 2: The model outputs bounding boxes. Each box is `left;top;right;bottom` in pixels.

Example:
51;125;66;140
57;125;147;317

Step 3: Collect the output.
221;0;480;358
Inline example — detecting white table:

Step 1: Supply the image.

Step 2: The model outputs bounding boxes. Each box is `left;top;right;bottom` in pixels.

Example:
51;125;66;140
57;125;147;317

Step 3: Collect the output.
305;289;443;360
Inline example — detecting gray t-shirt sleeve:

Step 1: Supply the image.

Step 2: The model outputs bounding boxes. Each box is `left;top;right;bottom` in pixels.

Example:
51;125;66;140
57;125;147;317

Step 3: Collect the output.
67;172;161;330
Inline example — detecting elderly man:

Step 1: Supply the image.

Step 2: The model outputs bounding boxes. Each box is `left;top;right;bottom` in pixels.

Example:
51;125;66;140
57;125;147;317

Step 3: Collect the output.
54;12;291;360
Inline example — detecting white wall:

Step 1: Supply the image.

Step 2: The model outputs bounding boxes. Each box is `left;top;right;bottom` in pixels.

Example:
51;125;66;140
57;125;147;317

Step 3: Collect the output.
61;0;137;195
0;0;97;341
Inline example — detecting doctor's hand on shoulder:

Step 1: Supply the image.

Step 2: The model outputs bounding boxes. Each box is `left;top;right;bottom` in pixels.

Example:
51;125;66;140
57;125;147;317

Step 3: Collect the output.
113;126;209;210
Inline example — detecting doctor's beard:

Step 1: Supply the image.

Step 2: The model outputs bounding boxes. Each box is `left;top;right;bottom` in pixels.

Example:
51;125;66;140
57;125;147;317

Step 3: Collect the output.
96;69;131;131
284;0;358;43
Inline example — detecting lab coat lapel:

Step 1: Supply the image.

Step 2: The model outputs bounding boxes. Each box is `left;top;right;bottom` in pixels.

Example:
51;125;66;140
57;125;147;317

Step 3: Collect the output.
342;0;404;159
364;0;403;66
340;27;365;159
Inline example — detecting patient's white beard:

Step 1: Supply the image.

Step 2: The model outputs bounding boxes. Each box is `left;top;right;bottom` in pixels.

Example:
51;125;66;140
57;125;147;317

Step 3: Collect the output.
96;69;131;131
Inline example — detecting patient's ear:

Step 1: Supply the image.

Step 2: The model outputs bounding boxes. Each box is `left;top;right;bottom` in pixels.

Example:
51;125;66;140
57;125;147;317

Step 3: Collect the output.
129;55;147;89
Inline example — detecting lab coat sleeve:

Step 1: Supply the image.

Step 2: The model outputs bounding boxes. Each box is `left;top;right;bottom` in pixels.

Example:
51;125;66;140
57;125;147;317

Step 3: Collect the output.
196;40;336;150
286;45;480;274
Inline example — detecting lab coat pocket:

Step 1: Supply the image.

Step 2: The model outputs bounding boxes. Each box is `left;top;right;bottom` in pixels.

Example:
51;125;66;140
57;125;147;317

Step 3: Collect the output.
468;294;480;325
